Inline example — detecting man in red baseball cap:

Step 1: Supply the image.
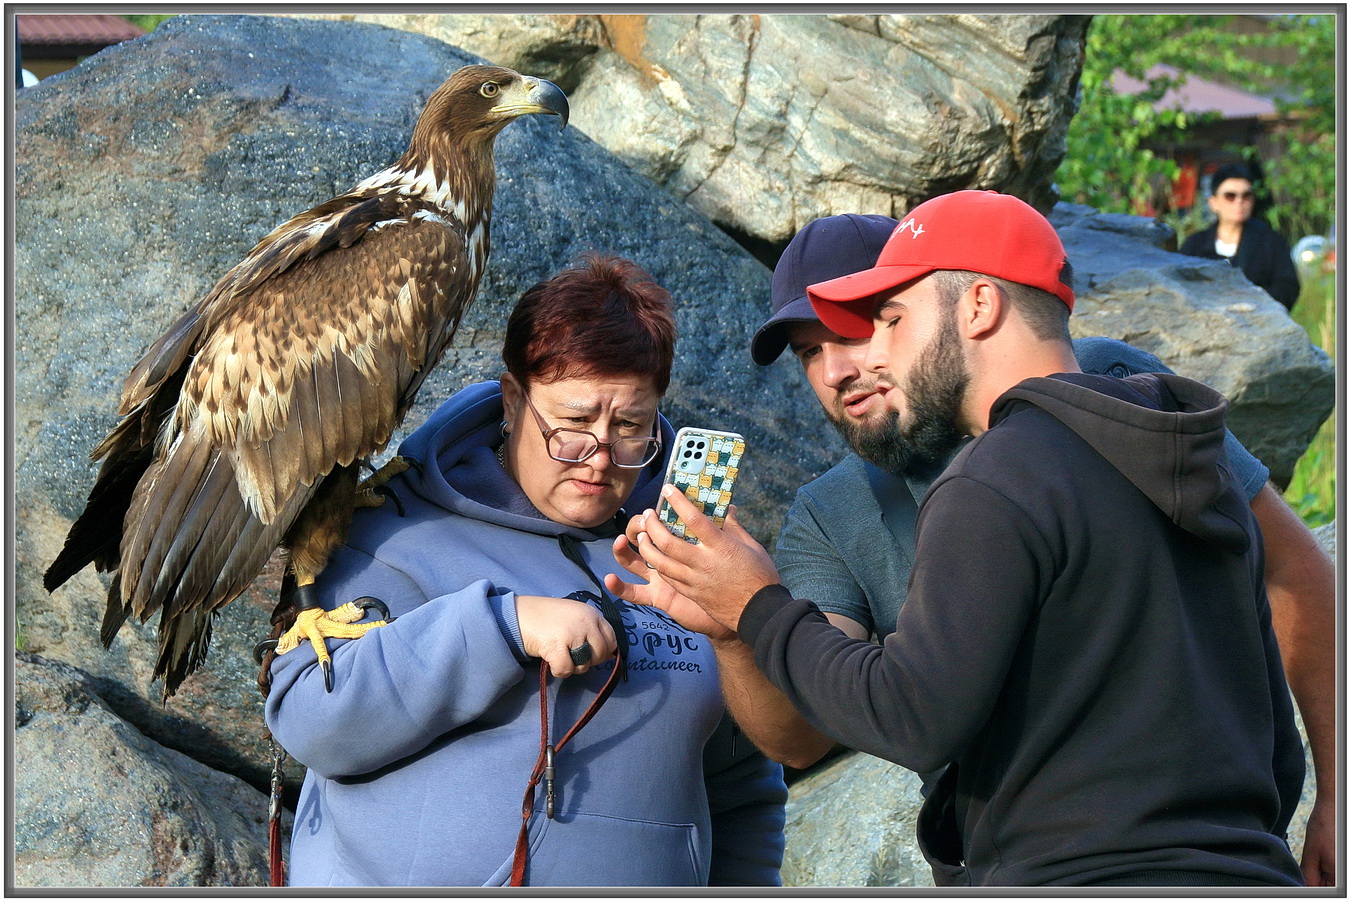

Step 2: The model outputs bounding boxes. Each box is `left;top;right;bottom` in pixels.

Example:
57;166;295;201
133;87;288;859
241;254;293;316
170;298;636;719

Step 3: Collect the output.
807;189;1076;337
801;190;1082;474
612;190;1306;886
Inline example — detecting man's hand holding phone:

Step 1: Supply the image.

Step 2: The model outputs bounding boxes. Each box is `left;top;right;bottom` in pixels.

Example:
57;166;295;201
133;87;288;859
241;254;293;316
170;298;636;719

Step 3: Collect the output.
606;484;781;636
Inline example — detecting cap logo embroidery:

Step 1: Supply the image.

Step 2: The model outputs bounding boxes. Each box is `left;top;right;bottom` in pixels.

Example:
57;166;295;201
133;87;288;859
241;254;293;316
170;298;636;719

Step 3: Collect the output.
895;218;926;239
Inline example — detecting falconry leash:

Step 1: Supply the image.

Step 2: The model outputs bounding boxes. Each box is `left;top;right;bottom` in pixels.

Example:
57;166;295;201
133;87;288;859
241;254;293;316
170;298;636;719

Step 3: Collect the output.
510;649;624;886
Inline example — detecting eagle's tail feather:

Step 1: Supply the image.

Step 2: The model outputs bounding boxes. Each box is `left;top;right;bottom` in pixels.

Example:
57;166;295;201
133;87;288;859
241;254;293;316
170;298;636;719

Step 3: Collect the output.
124;434;214;616
45;514;121;594
151;449;238;613
44;420;155;593
156;606;214;699
205;493;288;605
167;465;302;624
151;484;312;695
143;456;311;694
99;573;131;648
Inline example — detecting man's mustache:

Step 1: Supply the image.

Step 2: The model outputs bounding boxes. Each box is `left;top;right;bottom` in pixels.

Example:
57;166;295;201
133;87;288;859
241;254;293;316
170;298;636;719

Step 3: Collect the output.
874;374;898;392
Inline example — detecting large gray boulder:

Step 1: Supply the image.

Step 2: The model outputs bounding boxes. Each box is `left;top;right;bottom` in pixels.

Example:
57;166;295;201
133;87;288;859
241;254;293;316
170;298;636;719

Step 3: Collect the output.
781;753;931;887
12;13;1334;888
294;13;1092;244
14;652;284;887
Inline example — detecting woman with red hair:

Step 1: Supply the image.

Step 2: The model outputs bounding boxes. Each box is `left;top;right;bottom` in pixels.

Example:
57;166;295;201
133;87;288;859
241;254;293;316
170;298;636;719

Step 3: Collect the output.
265;253;786;887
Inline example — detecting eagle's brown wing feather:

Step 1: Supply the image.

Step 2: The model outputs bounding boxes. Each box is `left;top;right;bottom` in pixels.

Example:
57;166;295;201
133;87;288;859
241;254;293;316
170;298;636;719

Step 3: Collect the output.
102;205;474;691
117;193;414;420
190;208;470;524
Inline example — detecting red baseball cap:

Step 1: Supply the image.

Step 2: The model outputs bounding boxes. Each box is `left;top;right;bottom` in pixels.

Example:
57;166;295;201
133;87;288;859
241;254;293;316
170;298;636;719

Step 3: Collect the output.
807;190;1075;339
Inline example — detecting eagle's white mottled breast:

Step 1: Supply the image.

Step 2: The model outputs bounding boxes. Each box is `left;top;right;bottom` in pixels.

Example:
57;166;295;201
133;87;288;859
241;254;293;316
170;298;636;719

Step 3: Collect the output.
356;165;467;220
370;209;449;235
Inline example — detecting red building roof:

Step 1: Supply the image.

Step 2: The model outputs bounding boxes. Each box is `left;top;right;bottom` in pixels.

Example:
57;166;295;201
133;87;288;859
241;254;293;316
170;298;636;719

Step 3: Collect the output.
1109;64;1279;120
17;14;145;58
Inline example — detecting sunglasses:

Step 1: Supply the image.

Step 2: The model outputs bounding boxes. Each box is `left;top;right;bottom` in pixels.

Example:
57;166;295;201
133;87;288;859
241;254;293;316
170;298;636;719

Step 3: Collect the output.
1220;190;1254;202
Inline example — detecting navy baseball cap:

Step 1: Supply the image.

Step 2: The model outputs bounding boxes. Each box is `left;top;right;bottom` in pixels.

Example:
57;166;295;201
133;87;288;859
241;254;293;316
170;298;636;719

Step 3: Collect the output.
750;213;898;366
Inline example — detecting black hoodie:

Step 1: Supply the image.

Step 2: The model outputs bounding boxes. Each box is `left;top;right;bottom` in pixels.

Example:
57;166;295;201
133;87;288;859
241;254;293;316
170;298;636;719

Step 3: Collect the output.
740;372;1304;886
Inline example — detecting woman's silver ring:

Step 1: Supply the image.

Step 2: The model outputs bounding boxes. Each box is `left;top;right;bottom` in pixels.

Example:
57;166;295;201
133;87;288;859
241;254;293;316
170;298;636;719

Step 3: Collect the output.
569;642;593;667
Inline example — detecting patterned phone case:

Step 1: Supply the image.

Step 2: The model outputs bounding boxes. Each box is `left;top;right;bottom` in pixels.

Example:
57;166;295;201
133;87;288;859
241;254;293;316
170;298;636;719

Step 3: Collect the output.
656;427;746;543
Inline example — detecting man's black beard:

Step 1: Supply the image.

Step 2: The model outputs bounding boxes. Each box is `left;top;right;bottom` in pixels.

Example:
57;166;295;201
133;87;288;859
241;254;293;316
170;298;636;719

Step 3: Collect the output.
828;313;969;477
830;407;917;476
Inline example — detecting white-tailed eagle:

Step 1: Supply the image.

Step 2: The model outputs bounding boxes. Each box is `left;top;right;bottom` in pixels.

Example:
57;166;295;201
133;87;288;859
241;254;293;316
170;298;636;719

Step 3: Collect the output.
44;65;568;698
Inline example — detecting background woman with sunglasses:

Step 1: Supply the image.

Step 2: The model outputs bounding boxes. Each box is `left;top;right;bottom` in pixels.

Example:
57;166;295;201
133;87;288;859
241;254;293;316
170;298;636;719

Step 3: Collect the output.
1180;162;1301;310
264;253;786;886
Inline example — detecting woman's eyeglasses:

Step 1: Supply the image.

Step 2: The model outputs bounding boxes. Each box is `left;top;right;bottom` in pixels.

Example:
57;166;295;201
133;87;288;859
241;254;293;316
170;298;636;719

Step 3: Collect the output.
522;394;661;468
1220;190;1254;202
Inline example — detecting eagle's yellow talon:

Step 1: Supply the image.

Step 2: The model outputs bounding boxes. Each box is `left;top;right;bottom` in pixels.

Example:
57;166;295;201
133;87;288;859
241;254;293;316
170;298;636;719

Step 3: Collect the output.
355;457;417;514
361;456;414;489
273;604;390;691
328;602;367;624
353;488;388;510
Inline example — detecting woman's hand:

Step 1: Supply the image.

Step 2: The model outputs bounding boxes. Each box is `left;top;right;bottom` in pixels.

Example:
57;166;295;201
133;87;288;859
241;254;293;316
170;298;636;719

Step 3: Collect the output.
515;595;617;678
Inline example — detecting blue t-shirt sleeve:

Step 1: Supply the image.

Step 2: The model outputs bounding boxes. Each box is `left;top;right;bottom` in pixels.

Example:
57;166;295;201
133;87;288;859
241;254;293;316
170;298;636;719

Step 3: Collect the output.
774;486;874;634
1072;337;1269;500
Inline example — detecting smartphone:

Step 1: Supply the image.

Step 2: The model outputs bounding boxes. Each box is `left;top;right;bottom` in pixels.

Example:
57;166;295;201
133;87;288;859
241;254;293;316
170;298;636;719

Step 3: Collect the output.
655;427;746;543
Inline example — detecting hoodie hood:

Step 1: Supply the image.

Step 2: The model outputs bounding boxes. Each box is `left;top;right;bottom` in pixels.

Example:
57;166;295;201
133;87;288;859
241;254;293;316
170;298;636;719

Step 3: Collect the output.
991;372;1250;554
395;380;675;540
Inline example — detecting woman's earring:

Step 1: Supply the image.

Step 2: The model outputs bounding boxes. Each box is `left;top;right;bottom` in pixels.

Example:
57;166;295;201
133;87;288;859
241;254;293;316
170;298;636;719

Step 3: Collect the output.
500;420;511;438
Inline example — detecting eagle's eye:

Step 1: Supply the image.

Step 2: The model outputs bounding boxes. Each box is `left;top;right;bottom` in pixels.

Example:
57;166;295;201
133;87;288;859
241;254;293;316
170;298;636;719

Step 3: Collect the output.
480;83;501;99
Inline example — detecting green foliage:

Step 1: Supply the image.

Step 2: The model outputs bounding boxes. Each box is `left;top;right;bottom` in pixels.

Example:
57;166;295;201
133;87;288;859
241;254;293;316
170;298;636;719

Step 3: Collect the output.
1159;203;1212;250
1057;14;1336;239
122;15;176;33
1247;16;1338;239
1284;269;1337;528
1057;15;1222;213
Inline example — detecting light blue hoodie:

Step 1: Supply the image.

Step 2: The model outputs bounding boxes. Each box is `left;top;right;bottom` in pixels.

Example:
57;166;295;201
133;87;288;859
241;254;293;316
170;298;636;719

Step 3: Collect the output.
265;381;786;887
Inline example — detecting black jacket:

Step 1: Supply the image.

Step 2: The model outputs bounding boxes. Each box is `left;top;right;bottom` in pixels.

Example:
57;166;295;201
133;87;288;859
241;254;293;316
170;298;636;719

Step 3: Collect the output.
1180;218;1300;309
741;372;1304;886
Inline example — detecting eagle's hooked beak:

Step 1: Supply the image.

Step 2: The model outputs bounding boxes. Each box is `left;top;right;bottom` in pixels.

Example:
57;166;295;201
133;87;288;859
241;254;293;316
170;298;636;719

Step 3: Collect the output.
499;76;569;132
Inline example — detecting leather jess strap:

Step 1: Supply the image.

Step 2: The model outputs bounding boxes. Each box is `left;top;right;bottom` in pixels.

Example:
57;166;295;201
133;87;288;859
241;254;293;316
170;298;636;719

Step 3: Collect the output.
510;651;623;886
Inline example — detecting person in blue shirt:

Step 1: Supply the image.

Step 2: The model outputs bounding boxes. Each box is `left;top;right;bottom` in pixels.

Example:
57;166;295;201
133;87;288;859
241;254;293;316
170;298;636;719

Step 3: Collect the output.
265;253;786;887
